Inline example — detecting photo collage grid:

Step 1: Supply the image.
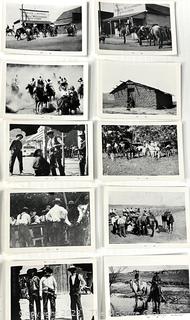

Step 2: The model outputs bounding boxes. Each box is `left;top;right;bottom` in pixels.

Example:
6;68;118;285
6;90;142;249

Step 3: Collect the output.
0;0;190;320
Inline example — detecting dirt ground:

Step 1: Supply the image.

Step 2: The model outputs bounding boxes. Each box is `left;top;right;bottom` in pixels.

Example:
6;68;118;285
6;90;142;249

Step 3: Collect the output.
99;35;172;52
109;209;187;244
103;153;179;176
110;285;190;316
103;101;177;116
6;32;82;52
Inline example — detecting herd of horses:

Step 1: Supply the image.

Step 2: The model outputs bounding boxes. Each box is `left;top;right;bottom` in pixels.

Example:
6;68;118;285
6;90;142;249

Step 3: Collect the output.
10;81;83;115
105;139;176;161
100;24;171;49
6;24;77;41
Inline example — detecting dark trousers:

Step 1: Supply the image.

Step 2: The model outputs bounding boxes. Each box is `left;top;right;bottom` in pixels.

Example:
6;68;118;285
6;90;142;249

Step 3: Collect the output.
42;292;56;320
79;159;85;176
49;154;64;176
118;224;126;237
29;292;41;320
10;151;23;174
70;293;84;320
18;224;32;247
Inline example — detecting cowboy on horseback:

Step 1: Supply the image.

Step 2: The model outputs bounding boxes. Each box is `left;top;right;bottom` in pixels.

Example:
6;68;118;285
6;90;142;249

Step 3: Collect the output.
147;272;166;304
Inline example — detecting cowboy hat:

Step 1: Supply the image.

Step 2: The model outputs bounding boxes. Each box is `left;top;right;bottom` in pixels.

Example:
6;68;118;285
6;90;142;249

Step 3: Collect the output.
68;265;77;272
47;129;54;135
16;134;23;139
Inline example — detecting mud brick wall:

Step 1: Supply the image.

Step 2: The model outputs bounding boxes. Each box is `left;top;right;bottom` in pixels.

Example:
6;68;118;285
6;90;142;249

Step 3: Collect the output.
146;14;171;27
113;86;157;108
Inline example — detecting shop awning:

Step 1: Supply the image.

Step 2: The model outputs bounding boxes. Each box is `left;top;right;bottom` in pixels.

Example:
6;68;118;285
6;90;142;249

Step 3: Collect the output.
103;11;146;22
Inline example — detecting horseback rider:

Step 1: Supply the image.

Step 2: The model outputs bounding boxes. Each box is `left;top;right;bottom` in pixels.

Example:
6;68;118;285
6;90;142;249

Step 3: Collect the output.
37;76;45;88
147;272;166;303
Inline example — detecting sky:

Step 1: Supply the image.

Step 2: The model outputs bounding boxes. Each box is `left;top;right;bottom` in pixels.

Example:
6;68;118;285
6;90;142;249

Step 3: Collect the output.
100;2;170;13
6;2;79;26
110;265;189;273
101;61;179;95
109;191;185;207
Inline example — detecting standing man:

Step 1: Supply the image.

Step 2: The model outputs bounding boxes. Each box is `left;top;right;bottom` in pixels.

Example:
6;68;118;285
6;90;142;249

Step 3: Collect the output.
45;198;71;245
16;207;33;247
78;132;86;176
9;133;24;175
40;267;57;320
46;130;65;176
27;268;41;320
117;214;126;237
68;265;86;320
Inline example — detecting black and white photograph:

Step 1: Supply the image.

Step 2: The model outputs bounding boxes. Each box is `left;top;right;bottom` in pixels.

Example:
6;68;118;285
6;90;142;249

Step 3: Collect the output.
7;189;95;251
4;1;87;55
4;62;88;119
7;122;93;179
104;255;190;318
98;122;184;179
98;60;181;119
7;259;97;320
104;186;189;247
97;1;177;55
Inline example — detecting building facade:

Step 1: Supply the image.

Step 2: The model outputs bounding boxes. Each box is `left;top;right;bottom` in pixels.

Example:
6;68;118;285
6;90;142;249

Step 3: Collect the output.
101;4;171;35
55;7;82;33
110;80;173;110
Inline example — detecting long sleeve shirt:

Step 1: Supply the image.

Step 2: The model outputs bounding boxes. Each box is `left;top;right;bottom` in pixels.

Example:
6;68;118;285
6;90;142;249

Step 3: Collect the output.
70;273;86;290
39;275;57;296
45;204;71;225
16;212;31;225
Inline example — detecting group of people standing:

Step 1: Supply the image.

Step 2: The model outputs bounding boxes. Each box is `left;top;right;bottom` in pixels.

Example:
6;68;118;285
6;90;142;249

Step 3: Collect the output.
10;197;89;248
20;265;87;320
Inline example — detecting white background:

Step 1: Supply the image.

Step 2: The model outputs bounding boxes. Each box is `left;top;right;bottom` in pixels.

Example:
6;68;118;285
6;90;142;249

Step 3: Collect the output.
1;0;190;319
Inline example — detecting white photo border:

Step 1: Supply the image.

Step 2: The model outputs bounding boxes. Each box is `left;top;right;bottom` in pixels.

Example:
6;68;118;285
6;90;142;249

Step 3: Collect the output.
104;186;190;249
97;58;181;121
3;186;96;253
104;254;190;320
2;0;87;56
95;0;177;56
2;57;89;121
97;120;184;181
5;257;98;320
5;120;94;181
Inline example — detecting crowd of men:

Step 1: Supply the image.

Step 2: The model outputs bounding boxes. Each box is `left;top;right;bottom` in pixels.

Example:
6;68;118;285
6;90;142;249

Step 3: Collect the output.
9;129;86;176
110;207;174;238
10;197;90;248
18;265;87;320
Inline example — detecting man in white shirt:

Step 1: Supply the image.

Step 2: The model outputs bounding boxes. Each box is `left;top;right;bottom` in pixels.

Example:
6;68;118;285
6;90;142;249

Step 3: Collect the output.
16;207;32;247
46;198;71;246
40;267;57;320
68;265;86;320
46;130;64;176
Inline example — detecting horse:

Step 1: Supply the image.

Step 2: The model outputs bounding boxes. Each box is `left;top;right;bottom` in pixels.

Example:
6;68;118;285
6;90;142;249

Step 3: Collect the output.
147;283;163;314
15;27;26;40
137;26;151;46
46;84;56;101
129;279;150;312
150;25;164;49
34;87;49;114
26;83;35;97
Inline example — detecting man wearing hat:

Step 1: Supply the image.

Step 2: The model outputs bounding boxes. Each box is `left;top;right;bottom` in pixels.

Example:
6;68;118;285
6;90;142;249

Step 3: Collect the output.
16;207;32;247
78;132;86;176
40;267;57;320
147;272;166;305
9;133;24;175
68;265;86;320
46;129;65;176
27;268;41;320
46;198;71;245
